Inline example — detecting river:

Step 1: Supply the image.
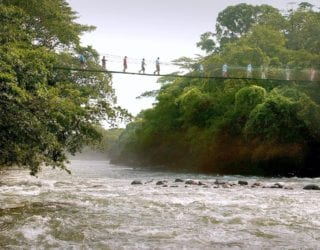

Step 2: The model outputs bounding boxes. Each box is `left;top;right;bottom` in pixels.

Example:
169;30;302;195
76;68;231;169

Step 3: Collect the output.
0;159;319;249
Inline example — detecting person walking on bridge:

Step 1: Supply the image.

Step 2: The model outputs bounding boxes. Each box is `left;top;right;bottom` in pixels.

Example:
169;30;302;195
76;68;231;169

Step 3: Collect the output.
247;63;252;78
123;56;128;72
310;66;315;81
102;56;107;70
79;54;86;69
139;58;146;74
222;63;228;77
285;65;290;80
154;57;160;75
199;64;204;76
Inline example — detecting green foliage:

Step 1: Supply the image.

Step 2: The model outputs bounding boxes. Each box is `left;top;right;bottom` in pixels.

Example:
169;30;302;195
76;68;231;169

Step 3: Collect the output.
286;8;320;54
112;2;320;177
244;93;304;142
235;85;267;116
0;1;128;175
196;32;216;54
1;0;95;48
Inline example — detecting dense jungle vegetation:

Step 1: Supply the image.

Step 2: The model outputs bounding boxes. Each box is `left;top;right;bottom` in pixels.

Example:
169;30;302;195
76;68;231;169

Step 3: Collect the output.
0;0;128;175
111;2;320;177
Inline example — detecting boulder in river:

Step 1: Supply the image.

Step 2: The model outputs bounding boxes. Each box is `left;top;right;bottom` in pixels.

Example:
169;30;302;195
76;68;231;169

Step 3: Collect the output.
131;180;142;185
214;179;227;185
251;182;262;188
270;183;283;189
185;180;205;185
156;181;166;185
185;180;198;185
174;178;184;183
238;180;248;186
303;184;320;190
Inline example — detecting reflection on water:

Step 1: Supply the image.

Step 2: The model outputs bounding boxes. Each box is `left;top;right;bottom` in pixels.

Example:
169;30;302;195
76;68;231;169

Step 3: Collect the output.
0;160;319;249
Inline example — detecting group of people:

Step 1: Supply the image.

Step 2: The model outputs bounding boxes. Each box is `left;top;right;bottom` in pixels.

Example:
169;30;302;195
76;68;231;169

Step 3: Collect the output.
122;56;160;75
80;54;317;81
221;63;317;81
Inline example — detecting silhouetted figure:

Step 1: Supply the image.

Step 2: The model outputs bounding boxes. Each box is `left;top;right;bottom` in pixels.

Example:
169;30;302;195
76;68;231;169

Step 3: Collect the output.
139;58;146;74
123;56;128;72
102;56;107;70
154;57;160;75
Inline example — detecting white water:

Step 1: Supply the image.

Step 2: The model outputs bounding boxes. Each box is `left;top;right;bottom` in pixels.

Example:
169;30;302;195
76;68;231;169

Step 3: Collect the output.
1;159;320;249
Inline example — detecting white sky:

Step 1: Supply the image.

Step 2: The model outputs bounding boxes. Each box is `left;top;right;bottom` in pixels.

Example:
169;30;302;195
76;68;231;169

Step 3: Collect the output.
67;0;319;116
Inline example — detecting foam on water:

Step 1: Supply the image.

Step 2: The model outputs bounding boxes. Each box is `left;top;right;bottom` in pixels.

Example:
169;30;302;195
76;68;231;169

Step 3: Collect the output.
1;160;320;249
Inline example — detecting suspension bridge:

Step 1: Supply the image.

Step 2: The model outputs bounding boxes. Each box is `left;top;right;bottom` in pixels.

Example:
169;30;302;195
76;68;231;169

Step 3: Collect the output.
54;53;320;83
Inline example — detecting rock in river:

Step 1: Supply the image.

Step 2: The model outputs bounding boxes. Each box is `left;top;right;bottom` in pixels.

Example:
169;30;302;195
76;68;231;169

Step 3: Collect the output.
303;184;320;190
156;181;166;185
131;180;142;185
174;178;184;183
238;180;248;186
185;180;199;185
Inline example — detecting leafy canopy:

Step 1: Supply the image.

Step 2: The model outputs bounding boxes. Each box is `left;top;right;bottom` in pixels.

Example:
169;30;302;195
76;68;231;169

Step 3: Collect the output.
0;1;128;175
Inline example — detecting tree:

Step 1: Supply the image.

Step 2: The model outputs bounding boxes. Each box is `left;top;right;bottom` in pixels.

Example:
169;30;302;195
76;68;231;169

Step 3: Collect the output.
0;2;127;175
286;7;320;54
1;0;95;49
197;3;284;53
196;32;216;54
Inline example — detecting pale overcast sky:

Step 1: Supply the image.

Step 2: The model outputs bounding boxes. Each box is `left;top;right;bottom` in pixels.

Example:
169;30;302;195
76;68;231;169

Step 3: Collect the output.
67;0;319;117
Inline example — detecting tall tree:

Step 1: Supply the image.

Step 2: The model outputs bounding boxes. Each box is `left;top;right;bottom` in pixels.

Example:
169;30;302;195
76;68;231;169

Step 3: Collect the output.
197;3;284;53
0;2;128;175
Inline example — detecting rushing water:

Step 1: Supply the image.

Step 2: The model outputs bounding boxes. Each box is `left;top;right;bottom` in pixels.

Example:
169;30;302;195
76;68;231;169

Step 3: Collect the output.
0;159;319;249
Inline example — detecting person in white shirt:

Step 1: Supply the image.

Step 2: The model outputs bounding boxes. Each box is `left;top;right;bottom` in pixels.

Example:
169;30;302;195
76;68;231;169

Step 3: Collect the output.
154;57;160;75
222;63;228;77
247;63;252;78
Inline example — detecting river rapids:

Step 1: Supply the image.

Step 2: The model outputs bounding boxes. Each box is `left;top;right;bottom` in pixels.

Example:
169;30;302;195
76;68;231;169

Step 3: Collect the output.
0;159;319;249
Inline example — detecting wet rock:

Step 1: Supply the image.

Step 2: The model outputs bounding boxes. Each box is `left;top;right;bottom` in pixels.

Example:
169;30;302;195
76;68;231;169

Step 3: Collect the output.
144;179;154;184
185;180;198;185
174;178;184;183
131;180;142;185
270;183;283;189
303;184;320;190
238;180;248;186
184;180;205;185
251;182;262;188
202;185;210;188
162;184;168;187
222;184;230;188
170;185;179;188
156;181;165;185
214;179;226;185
